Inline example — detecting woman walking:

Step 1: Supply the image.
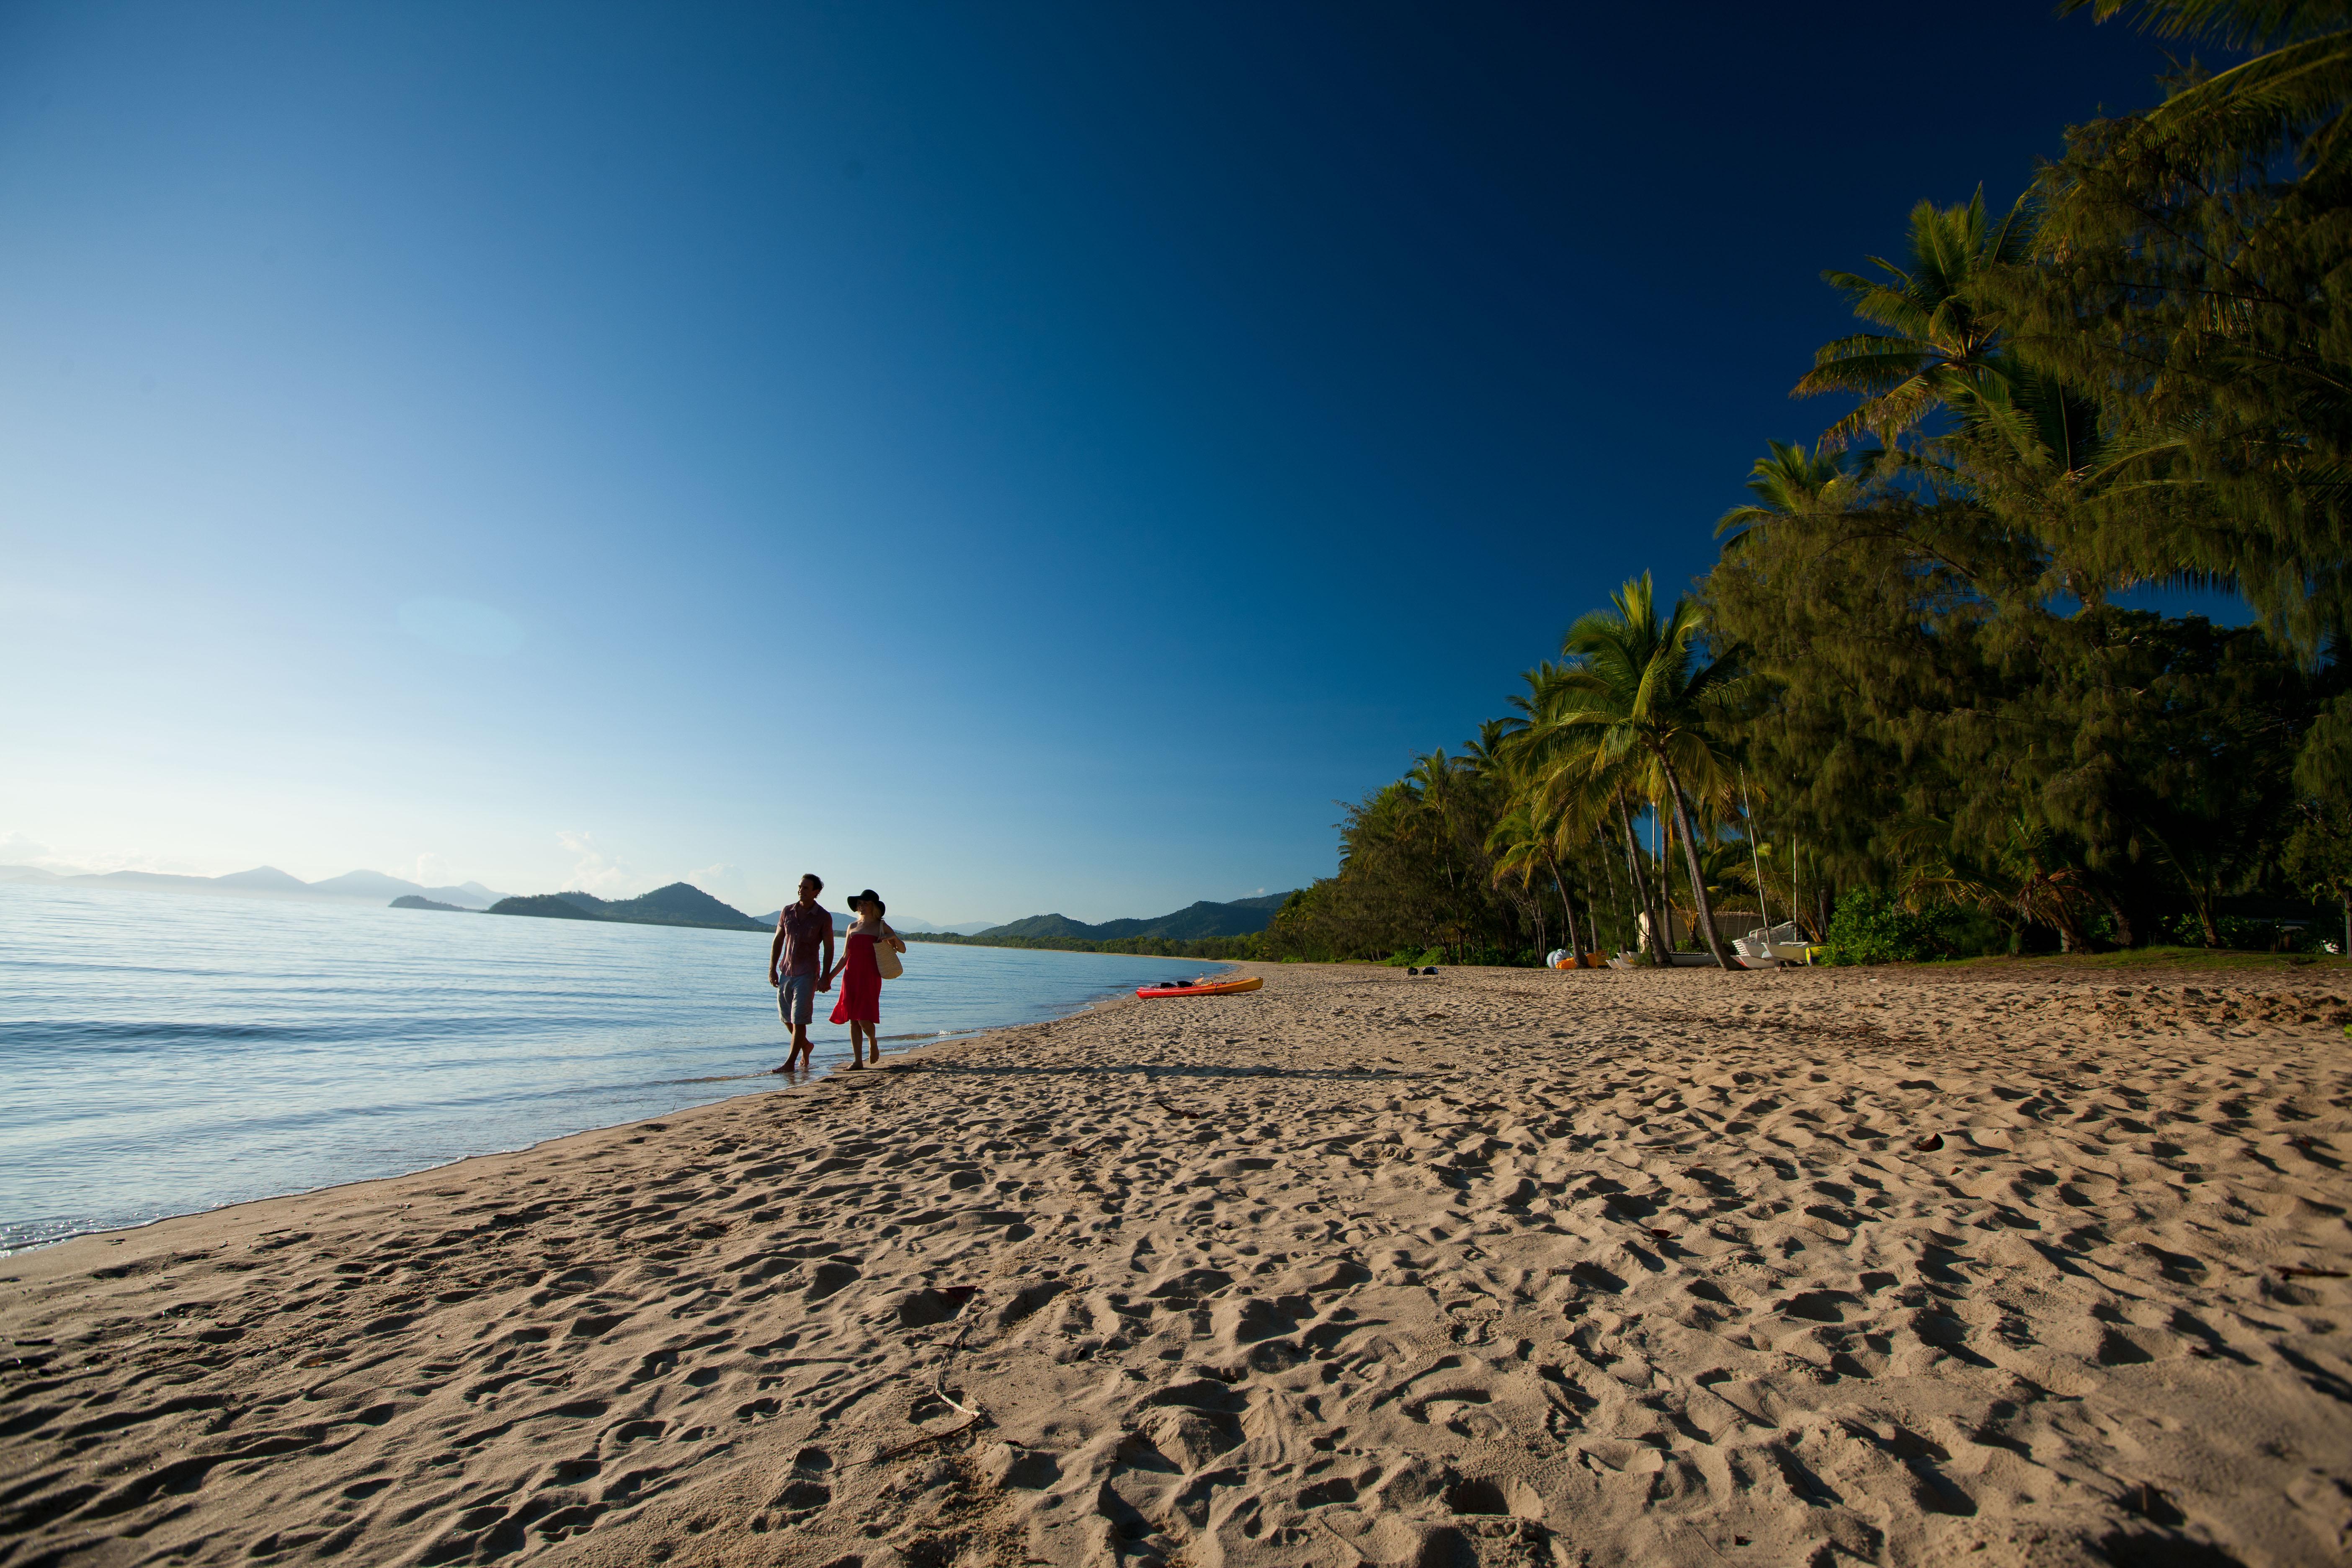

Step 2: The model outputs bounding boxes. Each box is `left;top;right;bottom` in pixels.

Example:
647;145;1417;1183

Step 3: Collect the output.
826;890;905;1068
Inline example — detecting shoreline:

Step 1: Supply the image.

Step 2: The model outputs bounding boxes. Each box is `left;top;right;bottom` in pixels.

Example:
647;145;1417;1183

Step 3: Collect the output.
5;962;2347;1567
0;960;1180;1261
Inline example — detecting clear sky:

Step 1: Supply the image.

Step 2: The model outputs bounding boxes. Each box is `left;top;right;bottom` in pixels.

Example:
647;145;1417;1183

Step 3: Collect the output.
1;3;2203;924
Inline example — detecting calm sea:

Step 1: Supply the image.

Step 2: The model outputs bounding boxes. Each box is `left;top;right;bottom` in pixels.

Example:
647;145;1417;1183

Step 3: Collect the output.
0;883;1221;1252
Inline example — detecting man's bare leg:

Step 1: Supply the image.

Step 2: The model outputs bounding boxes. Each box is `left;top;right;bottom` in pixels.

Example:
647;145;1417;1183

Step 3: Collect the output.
773;998;804;1074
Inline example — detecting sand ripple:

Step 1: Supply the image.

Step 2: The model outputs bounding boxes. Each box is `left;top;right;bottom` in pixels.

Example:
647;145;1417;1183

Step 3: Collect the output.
3;963;2348;1566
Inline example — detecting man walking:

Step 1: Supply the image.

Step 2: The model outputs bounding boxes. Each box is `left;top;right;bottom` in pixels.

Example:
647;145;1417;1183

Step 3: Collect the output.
769;873;834;1073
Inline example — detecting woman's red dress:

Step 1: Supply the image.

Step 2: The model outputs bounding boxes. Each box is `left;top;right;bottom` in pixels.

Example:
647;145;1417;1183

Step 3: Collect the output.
829;932;882;1025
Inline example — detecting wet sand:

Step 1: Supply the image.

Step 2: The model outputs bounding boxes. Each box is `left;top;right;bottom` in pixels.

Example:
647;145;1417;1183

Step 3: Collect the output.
3;961;2349;1567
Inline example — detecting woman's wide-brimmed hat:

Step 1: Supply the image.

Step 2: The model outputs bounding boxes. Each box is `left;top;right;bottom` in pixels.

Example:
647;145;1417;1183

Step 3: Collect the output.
851;888;882;906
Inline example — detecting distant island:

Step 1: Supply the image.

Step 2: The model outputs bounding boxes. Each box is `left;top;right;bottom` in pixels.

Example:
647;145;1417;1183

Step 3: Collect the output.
482;882;771;933
905;894;1292;959
388;884;1297;954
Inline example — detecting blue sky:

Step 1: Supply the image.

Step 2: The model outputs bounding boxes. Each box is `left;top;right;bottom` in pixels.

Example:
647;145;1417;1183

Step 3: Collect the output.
0;3;2211;923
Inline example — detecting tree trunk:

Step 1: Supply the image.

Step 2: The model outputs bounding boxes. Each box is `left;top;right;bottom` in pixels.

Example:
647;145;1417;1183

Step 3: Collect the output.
1660;799;1678;947
1655;756;1736;970
1547;854;1579;957
1595;830;1624;954
1615;796;1671;965
2060;909;2092;953
2095;885;2135;949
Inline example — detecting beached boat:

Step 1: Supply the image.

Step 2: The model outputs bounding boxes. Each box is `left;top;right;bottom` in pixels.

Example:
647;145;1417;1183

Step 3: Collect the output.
1137;975;1264;998
1737;920;1813;965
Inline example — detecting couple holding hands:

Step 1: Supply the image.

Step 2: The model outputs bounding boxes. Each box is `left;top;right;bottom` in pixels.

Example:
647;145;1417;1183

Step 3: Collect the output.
767;873;907;1072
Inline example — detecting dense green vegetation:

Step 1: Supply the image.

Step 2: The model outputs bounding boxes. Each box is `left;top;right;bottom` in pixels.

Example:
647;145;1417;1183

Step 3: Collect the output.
902;930;1264;960
1266;1;2352;968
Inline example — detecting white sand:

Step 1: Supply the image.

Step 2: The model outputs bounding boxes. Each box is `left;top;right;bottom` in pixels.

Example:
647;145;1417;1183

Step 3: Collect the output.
3;961;2349;1568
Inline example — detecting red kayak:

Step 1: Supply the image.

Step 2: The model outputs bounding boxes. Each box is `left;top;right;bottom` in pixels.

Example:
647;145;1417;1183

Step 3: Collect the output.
1137;975;1264;998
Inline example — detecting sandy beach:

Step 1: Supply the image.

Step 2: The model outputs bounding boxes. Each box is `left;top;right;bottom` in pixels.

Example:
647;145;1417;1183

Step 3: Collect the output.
3;961;2349;1568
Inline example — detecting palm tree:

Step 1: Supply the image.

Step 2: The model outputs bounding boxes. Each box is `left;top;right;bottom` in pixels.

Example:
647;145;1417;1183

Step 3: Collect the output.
1486;804;1560;959
1491;794;1591;959
1506;662;1676;963
1893;812;2098;952
1534;574;1746;969
1795;187;2032;452
1667;830;1765;940
1715;440;1863;547
1459;717;1517;779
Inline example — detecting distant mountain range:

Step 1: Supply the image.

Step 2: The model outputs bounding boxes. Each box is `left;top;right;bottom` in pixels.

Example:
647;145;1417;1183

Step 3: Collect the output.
7;858;1286;947
0;863;511;909
485;882;770;933
751;910;994;936
732;902;1284;942
970;893;1291;944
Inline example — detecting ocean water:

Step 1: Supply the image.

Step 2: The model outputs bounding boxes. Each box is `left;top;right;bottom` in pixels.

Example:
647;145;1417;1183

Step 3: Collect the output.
0;883;1222;1252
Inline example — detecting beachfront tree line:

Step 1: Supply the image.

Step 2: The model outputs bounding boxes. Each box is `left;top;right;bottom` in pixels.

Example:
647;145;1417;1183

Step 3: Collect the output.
1262;0;2352;967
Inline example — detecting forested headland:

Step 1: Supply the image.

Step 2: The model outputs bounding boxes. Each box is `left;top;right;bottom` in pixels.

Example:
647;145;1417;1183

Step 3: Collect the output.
903;931;1264;961
900;896;1284;960
1264;1;2352;969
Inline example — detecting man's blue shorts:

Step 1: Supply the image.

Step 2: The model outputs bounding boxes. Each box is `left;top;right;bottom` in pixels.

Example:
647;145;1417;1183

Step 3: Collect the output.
778;971;818;1029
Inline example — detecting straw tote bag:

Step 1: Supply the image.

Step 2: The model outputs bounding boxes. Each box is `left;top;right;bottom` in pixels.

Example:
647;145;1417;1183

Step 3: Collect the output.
874;935;904;980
